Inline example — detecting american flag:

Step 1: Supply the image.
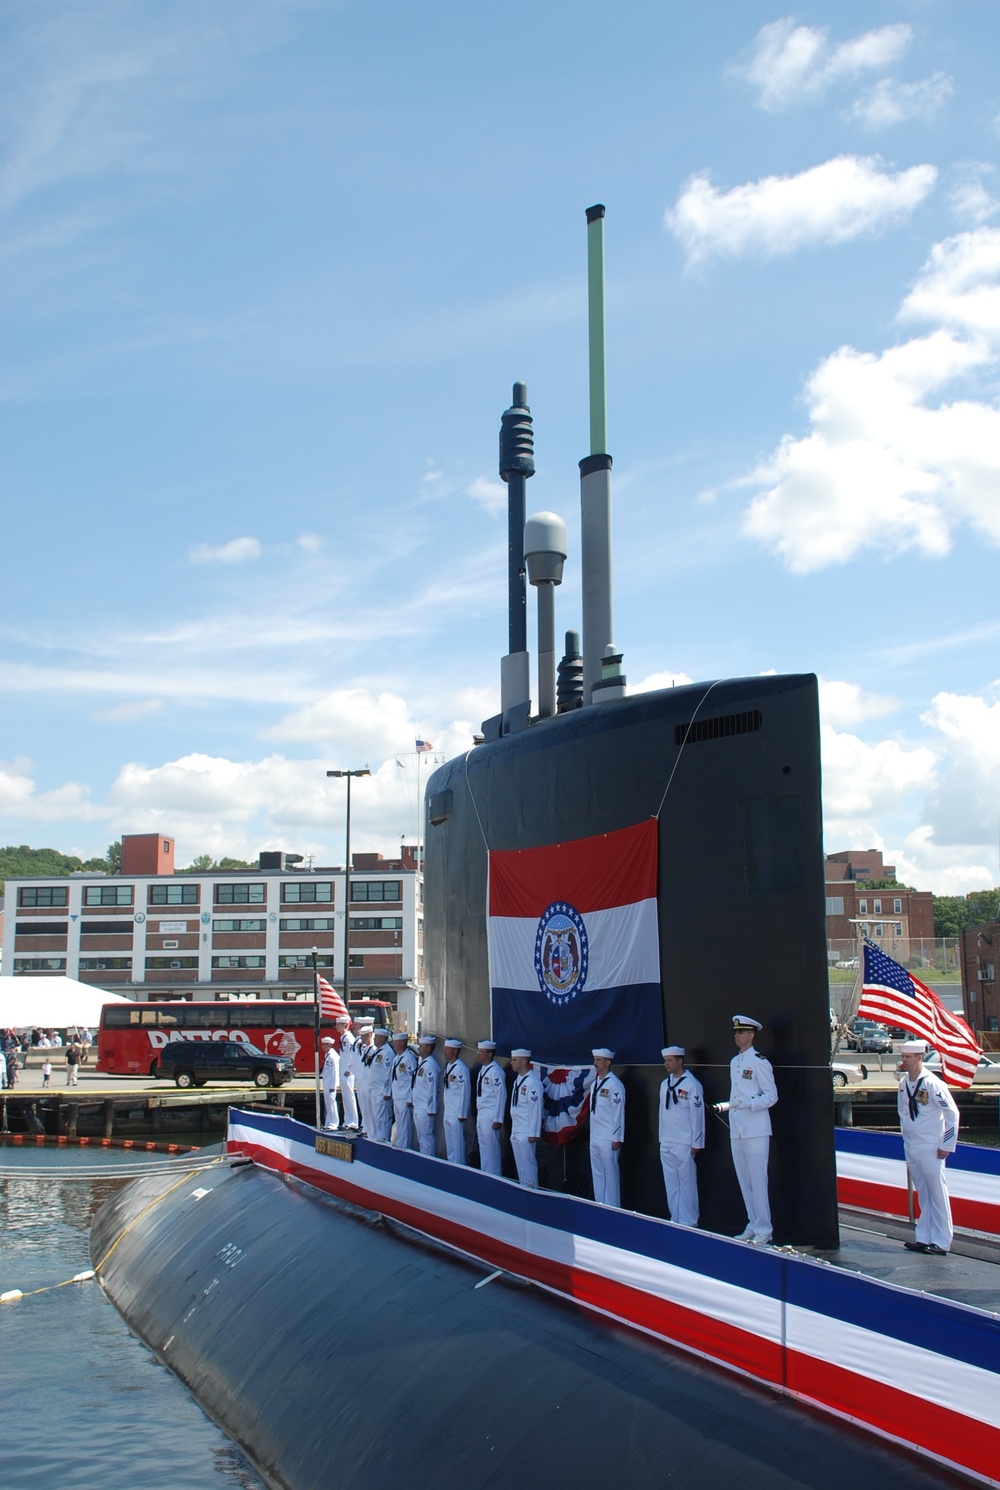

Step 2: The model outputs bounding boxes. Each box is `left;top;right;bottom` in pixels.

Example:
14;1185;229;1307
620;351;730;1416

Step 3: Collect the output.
316;976;349;1022
859;939;981;1088
415;738;433;753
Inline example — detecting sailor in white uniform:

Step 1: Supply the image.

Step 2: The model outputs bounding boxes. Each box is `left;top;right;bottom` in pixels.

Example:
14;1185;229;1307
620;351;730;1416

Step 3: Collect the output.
390;1031;417;1149
368;1028;395;1142
715;1015;777;1245
475;1039;507;1177
589;1048;625;1207
320;1036;340;1131
658;1045;704;1227
411;1034;441;1156
509;1048;544;1188
442;1037;470;1164
898;1039;960;1254
353;1022;375;1133
335;1015;359;1129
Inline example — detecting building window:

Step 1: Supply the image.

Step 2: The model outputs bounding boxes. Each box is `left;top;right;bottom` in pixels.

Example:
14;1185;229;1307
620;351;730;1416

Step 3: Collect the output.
18;886;68;907
79;957;133;971
211;956;267;969
145;956;199;969
215;883;266;904
13;957;67;972
79;920;133;936
279;917;336;931
15;922;67;937
278;953;335;968
873;923;884;937
348;954;364;967
83;885;133;906
149;884;199;905
873;899;882;915
825;897;844;916
852;867;869;880
858;899;867;915
894;923;903;936
893;898;902;914
281;883;333;904
350;881;401;903
163;841;171;854
212;918;267;932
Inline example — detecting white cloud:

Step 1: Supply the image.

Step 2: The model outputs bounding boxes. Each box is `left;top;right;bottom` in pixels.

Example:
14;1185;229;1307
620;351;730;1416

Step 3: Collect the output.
466;475;507;517
949;168;1000;229
820;724;937;840
847;73;954;130
631;669;694;693
733;19;911;112
0;757;102;822
818;679;896;729
190;535;262;565
93;698;164;723
920;691;1000;847
665;156;936;267
263;687;421;755
743;228;1000;572
296;532;324;553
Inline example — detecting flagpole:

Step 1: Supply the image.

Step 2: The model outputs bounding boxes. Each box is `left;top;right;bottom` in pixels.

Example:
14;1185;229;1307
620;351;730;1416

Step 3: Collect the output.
311;945;322;1130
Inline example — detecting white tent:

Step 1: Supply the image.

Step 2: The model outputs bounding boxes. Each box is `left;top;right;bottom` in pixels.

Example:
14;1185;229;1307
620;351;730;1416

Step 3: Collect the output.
0;976;131;1030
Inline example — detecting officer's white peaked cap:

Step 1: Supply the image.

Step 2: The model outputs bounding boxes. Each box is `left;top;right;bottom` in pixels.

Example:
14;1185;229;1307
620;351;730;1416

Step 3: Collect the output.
511;1048;531;1058
732;1015;762;1031
592;1047;615;1060
901;1039;928;1054
661;1045;685;1057
478;1039;497;1050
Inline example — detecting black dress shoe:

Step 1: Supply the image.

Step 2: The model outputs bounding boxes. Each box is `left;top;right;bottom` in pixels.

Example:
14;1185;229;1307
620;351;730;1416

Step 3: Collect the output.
903;1240;928;1252
923;1243;949;1255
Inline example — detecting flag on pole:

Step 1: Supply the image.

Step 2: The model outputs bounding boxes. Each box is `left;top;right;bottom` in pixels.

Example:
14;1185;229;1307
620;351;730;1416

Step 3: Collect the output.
859;938;981;1087
537;1064;594;1144
316;976;349;1022
488;819;662;1063
415;739;433;753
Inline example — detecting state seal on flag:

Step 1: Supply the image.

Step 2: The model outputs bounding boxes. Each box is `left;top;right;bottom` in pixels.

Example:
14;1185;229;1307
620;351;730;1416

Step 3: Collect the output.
534;902;589;1005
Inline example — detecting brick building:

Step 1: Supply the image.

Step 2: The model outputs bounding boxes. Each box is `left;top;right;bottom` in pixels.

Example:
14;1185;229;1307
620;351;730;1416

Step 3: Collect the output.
3;836;424;1024
959;919;1000;1039
824;848;934;958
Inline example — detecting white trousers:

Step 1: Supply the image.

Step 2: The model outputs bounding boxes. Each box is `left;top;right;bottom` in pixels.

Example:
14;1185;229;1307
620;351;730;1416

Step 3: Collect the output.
511;1136;539;1188
589;1139;621;1207
659;1143;699;1227
413;1108;437;1157
731;1133;771;1238
444;1115;467;1165
906;1142;954;1250
355;1084;369;1135
340;1073;359;1128
392;1099;414;1150
477;1120;503;1176
321;1081;340;1130
373;1094;393;1142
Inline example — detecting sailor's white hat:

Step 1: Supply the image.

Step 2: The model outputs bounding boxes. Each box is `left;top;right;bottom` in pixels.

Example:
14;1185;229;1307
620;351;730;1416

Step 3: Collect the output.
900;1039;928;1055
320;1036;336;1046
371;1027;390;1037
444;1037;462;1049
661;1045;685;1058
335;1014;351;1026
390;1029;409;1041
477;1038;497;1050
732;1015;762;1032
418;1032;437;1045
592;1047;615;1060
511;1047;531;1059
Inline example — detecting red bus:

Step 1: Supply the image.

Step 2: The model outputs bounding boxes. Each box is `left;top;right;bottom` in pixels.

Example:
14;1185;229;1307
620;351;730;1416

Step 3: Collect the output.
96;1001;343;1077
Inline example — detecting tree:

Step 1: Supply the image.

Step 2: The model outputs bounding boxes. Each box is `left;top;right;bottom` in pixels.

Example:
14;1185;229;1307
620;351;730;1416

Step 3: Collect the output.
181;853;217;873
105;840;122;874
933;889;1000;938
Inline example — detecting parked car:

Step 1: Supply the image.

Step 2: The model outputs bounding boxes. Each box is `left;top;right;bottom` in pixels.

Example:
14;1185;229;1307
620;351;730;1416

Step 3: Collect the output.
923;1050;1000;1085
844;1018;891;1052
832;1061;867;1088
153;1040;295;1089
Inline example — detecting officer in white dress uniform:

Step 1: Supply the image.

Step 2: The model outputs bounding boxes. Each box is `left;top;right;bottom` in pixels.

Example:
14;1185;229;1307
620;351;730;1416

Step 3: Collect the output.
442;1037;470;1165
335;1015;360;1129
475;1039;507;1176
320;1036;340;1131
390;1031;418;1149
898;1039;960;1255
369;1028;395;1142
411;1034;441;1157
715;1015;778;1244
353;1022;375;1133
509;1049;544;1188
589;1048;625;1207
658;1045;705;1227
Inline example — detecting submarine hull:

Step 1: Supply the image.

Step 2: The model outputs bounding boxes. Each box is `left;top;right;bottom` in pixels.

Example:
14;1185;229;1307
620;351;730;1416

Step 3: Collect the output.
90;1156;971;1490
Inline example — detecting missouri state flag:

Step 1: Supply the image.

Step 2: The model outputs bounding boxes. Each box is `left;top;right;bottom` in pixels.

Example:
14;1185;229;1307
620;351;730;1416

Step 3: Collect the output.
487;819;663;1064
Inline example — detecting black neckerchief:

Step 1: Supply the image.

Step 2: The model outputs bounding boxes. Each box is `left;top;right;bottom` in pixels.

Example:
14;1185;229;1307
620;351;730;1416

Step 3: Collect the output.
665;1073;685;1107
907;1075;925;1123
513;1073;528;1106
446;1060;460;1082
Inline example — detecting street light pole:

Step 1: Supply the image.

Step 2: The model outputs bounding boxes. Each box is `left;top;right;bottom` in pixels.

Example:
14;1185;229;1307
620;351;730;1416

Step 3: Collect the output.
327;768;371;1019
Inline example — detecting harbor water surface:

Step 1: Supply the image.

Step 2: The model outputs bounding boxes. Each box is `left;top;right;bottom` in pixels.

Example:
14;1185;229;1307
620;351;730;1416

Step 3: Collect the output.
0;1142;265;1490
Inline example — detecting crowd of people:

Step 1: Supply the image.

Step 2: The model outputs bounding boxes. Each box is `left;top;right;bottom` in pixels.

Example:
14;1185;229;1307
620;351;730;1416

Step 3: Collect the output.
319;1012;960;1254
0;1027;93;1088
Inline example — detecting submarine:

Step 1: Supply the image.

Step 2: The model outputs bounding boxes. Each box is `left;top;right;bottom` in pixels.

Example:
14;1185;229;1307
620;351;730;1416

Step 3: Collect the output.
91;208;1000;1489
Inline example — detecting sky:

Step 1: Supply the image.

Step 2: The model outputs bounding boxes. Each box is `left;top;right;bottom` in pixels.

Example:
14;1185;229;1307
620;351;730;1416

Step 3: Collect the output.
2;0;1000;893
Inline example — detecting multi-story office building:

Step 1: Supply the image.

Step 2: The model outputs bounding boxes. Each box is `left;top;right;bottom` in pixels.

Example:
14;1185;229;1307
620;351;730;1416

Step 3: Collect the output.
824;848;934;956
3;836;424;1024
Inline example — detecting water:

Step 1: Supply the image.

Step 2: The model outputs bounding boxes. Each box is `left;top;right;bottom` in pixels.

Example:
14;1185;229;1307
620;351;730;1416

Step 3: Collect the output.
0;1144;266;1490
